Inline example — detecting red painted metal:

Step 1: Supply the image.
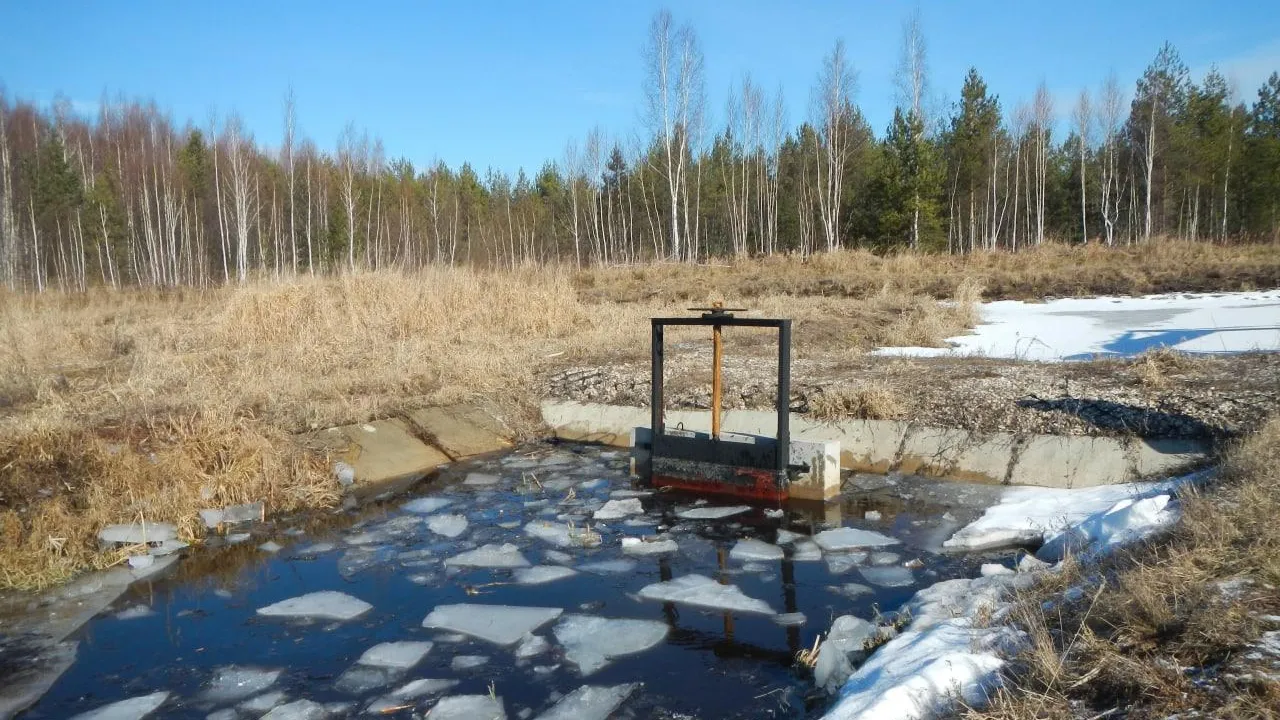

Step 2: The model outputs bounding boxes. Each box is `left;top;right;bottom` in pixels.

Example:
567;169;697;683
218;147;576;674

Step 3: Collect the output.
651;470;789;503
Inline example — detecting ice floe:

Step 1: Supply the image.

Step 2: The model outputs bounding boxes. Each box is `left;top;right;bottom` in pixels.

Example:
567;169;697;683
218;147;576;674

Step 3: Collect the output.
427;695;506;719
445;543;530;568
515;633;551;659
638;574;776;615
553;615;669;675
422;604;563;645
858;566;915;587
357;641;433;669
729;538;784;562
512;565;578;585
464;472;502;486
533;683;640;720
261;699;328;720
592;498;644;521
69;691;170;720
621;536;678;556
577;559;638;574
202;666;281;703
813;527;900;552
427;514;469;539
402;497;453;514
675;505;752;520
256;591;372;621
448;655;490;671
524;521;602;548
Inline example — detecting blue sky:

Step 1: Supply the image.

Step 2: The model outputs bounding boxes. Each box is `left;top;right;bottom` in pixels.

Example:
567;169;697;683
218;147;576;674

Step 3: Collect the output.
2;1;1278;176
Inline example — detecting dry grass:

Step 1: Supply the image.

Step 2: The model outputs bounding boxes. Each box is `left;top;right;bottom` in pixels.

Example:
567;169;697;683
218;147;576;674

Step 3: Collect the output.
576;239;1280;304
969;417;1280;719
1130;346;1204;389
809;383;907;421
0;241;1271;590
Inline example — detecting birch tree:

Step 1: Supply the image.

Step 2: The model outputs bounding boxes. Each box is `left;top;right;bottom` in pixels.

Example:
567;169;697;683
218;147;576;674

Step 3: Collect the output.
1031;82;1053;245
642;10;703;261
222;114;256;283
812;39;857;252
1073;89;1091;242
1098;73;1123;245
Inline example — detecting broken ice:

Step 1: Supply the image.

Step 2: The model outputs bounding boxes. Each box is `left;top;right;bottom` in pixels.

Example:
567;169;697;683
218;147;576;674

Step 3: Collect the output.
427;514;469;538
402;497;453;514
512;565;578;585
68;692;170;720
728;538;784;562
553;615;669;675
592;498;643;521
357;641;433;669
859;565;915;587
445;543;530;568
202;666;282;703
422;604;563;645
638;574;776;615
812;527;900;552
675;505;751;520
427;695;506;719
533;683;640;720
256;591;373;621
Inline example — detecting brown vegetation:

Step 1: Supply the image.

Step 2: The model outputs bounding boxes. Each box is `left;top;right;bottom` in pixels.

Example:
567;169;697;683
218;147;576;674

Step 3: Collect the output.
576;240;1280;303
0;241;1274;590
969;417;1280;719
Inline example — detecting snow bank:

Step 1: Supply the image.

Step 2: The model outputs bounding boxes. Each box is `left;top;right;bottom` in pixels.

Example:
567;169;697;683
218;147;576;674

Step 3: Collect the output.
1037;493;1181;562
943;478;1185;552
823;471;1208;720
874;290;1280;361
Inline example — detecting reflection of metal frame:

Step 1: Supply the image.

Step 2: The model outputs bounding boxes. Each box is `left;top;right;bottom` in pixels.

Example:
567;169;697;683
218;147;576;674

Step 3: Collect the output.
645;305;792;501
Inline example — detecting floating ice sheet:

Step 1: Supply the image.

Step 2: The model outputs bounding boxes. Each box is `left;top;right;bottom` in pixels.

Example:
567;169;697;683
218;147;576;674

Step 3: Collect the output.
859;566;915;587
524;521;601;549
515;633;551;659
428;514;469;539
69;691;170;720
464;472;502;486
676;505;752;520
512;565;578;585
533;683;641;720
427;695;506;719
729;538;784;562
577;559;638;574
335;665;405;694
813;527;900;552
260;699;328;720
638;574;776;615
357;641;433;669
791;540;823;562
240;691;288;713
445;543;530;568
402;497;454;514
256;591;372;621
553;615;669;675
422;604;563;645
202;666;282;703
593;498;643;521
449;655;490;671
621;536;678;556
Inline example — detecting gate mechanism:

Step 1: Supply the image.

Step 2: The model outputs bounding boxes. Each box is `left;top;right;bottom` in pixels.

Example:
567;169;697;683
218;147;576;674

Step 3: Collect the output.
634;302;796;502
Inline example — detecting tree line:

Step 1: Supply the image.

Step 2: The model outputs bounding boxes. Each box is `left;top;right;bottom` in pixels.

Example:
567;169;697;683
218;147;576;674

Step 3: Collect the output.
1;10;1278;291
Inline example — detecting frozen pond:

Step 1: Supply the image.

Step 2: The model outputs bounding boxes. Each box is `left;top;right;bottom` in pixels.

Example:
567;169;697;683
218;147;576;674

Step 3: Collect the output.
875;290;1280;361
18;446;998;719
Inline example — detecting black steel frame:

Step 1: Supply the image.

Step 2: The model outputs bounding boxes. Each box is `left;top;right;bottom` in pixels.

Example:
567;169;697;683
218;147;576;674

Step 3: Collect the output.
649;314;792;476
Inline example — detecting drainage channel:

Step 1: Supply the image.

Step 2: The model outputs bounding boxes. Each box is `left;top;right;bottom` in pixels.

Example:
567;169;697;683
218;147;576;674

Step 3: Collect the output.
21;445;995;719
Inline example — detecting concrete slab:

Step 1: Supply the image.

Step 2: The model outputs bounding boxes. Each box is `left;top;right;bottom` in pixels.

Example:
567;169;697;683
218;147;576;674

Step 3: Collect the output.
896;427;1016;484
313;419;450;497
1129;437;1210;479
540;401;1211;490
1007;436;1131;488
407;405;511;460
789;438;842;501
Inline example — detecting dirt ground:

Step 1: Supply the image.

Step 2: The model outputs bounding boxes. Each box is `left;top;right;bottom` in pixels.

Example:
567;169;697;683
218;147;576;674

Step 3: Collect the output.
543;342;1280;441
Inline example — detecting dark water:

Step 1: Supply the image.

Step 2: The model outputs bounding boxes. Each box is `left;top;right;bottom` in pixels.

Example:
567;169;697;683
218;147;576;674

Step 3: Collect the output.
23;446;984;719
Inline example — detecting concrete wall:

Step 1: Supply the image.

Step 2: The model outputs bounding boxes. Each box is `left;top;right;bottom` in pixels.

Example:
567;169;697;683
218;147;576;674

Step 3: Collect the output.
540;400;1210;489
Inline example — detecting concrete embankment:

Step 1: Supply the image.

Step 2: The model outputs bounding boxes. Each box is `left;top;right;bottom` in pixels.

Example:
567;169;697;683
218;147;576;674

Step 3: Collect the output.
540;400;1210;488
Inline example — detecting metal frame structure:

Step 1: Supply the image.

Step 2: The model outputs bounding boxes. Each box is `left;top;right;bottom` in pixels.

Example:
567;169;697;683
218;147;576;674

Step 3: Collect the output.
644;304;793;500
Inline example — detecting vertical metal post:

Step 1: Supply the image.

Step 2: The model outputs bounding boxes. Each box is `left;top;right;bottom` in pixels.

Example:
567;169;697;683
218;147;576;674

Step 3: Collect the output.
651;320;664;437
711;323;723;439
776;320;791;476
